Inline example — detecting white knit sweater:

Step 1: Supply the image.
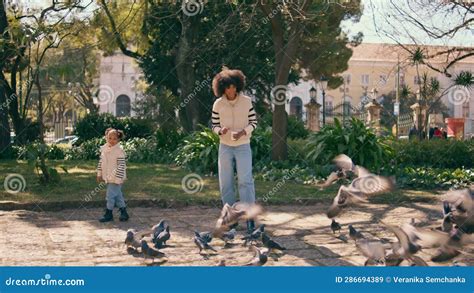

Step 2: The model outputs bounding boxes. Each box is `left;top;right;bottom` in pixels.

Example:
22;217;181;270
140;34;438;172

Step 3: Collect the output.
97;143;127;184
211;94;257;146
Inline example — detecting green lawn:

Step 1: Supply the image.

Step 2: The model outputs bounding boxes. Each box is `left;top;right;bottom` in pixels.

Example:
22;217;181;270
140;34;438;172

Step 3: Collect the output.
0;160;439;205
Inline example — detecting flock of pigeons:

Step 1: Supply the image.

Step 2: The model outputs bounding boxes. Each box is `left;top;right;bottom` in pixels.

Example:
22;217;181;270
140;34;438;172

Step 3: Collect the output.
124;153;473;266
320;154;474;266
124;202;285;266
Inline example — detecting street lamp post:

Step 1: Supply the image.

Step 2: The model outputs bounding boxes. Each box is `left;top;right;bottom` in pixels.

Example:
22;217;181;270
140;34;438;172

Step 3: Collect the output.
309;86;317;125
319;76;328;126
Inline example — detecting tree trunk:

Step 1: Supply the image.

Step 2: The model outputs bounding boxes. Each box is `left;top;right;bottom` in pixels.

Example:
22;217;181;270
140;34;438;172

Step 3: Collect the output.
0;84;11;153
35;71;50;183
175;14;199;132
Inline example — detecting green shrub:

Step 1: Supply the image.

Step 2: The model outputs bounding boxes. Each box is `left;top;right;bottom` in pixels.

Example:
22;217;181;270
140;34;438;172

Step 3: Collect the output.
250;127;272;164
175;127;219;173
287;116;309;139
305;118;393;171
46;144;66;160
397;167;474;190
393;139;474;168
74;113;156;143
123;137;160;163
66;137;105;160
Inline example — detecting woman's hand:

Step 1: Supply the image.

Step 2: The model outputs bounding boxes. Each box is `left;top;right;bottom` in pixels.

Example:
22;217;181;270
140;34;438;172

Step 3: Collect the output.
219;127;229;135
232;129;247;140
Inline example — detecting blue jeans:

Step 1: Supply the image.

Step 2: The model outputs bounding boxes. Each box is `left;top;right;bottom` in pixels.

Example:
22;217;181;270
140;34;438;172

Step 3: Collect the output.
106;183;126;210
218;143;256;205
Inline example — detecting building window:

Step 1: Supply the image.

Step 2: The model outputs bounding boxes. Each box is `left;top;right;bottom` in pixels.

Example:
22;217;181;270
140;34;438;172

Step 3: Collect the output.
116;95;131;117
414;75;421;85
344;74;351;85
361;74;369;85
399;74;405;86
289;97;303;120
463;100;470;118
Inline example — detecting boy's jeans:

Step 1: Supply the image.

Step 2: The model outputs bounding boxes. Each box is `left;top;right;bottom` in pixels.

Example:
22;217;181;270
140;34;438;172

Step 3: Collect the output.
106;183;126;210
218;143;256;205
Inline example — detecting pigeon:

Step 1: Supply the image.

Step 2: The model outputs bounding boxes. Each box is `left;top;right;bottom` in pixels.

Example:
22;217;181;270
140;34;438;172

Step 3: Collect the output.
327;174;395;218
356;239;386;266
384;223;421;258
442;201;453;232
216;260;226;266
443;189;474;233
141;240;165;263
125;229;150;250
261;233;286;252
219;229;236;244
214;203;263;235
348;225;364;242
242;224;265;246
124;229;141;249
153;226;171;248
244;246;268;266
194;231;217;254
331;219;342;234
151;220;168;242
197;231;213;243
316;170;345;188
410;255;429;266
316;155;369;189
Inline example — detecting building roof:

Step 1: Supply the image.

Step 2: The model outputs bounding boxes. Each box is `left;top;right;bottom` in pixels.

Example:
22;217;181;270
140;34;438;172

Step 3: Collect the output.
350;43;474;64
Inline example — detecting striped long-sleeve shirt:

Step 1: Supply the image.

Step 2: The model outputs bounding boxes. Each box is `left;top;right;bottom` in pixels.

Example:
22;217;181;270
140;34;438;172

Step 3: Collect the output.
211;94;257;146
97;143;127;184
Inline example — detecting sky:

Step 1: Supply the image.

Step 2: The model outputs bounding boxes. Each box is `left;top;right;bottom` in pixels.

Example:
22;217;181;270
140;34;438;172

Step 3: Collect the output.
342;0;474;47
10;0;474;48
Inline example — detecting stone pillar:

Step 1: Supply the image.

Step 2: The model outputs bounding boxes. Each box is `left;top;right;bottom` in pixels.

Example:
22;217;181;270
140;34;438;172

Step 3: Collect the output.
304;99;321;132
365;99;382;135
410;101;428;137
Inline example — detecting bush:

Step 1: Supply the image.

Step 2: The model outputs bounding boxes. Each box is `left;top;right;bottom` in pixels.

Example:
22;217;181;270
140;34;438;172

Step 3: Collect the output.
74;113;156;143
46;144;65;160
305;118;393;171
66;137;105;160
397;167;474;190
393;139;474;168
123;137;160;163
174;128;220;173
250;127;272;164
287;116;309;139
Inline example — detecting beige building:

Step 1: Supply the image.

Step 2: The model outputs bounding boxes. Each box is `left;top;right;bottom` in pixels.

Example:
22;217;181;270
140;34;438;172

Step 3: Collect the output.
287;43;474;135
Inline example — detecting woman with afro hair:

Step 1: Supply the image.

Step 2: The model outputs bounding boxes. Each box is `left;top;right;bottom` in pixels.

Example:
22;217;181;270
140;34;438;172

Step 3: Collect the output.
211;67;258;234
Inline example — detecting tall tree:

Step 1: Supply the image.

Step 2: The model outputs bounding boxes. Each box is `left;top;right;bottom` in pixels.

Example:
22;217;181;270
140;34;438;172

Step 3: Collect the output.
259;0;362;160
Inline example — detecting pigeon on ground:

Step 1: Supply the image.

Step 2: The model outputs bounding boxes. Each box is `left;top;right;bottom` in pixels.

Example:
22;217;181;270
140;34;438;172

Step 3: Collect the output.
125;229;150;250
153;226;171;248
219;229;236;244
244;246;268;266
151;220;168;241
197;231;213;243
216;260;226;266
348;225;364;242
242;224;265;246
262;233;286;252
141;240;165;263
327;174;395;218
356;239;386;266
331;219;342;234
194;231;217;254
